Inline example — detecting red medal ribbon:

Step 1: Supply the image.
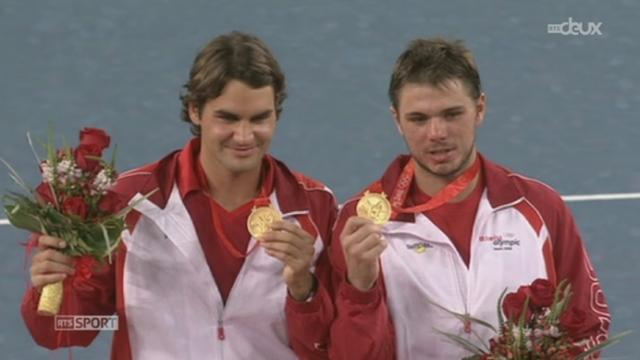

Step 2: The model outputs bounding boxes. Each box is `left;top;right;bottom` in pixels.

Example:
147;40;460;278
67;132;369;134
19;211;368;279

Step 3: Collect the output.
197;161;271;259
390;156;481;216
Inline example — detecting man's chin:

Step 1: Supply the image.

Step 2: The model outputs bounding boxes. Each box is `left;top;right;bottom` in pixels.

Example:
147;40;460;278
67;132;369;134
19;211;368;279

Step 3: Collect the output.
222;158;262;174
420;161;464;179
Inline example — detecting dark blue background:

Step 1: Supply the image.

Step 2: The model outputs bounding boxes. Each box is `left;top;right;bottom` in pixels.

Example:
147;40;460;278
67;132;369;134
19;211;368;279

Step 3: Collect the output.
1;1;638;358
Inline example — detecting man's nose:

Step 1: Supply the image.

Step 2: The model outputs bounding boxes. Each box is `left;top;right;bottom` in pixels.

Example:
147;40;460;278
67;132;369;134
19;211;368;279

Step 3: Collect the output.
233;120;254;142
426;118;447;140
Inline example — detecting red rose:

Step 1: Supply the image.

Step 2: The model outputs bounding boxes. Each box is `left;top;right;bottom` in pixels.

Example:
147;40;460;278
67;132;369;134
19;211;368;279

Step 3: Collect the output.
62;196;89;219
502;291;532;322
560;306;601;340
74;145;103;172
79;128;111;153
35;182;56;204
98;191;124;214
516;285;532;299
529;279;555;309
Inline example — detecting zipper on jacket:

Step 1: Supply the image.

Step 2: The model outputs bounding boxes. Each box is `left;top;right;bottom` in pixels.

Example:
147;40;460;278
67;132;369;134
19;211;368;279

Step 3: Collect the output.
217;318;225;340
463;315;472;334
463;210;484;335
216;305;225;358
449;251;471;334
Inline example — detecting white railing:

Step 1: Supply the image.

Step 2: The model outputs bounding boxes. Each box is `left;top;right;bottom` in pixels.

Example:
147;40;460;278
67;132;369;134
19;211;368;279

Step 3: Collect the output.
1;192;639;227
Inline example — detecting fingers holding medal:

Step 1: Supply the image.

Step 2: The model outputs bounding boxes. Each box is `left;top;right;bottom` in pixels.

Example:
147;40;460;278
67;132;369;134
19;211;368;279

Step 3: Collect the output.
255;205;317;300
340;191;391;291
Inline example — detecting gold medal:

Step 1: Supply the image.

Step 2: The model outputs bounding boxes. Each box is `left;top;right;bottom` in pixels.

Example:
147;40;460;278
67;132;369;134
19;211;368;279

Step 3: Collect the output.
356;191;391;225
247;204;282;238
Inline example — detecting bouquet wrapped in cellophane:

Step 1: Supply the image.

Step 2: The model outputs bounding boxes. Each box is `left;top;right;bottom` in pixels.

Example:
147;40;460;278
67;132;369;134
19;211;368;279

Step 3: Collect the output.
2;127;154;316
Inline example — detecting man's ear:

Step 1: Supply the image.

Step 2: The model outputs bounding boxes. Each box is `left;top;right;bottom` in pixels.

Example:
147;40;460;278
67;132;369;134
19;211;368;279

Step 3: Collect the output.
391;106;403;136
475;92;487;127
188;103;201;125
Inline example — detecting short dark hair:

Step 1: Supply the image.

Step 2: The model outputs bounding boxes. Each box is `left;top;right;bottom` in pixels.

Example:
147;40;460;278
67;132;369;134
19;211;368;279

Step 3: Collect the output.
388;38;481;109
180;31;287;135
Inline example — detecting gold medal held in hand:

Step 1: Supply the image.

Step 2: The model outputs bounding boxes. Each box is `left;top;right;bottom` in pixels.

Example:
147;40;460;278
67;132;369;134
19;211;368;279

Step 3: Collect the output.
356;191;391;225
247;204;282;238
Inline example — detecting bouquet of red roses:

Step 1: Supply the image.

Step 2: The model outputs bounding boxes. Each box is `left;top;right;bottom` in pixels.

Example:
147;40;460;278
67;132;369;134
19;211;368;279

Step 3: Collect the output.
439;279;629;359
2;128;153;316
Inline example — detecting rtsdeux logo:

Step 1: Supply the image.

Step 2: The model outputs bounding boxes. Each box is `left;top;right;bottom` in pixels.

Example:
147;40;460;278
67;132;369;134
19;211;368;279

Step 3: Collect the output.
547;17;603;36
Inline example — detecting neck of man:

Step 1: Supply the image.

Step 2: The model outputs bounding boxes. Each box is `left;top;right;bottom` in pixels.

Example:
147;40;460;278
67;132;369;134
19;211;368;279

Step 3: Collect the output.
199;154;263;211
414;149;479;203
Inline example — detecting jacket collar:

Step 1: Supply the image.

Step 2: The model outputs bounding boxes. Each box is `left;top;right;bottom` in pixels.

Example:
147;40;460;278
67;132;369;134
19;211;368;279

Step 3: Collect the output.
137;142;312;215
375;153;523;222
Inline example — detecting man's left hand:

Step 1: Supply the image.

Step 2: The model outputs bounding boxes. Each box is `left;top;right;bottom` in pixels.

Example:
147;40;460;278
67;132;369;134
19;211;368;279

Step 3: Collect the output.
259;220;316;301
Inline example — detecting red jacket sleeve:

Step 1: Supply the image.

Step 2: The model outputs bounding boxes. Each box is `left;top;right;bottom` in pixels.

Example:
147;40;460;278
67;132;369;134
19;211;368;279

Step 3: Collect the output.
21;242;117;349
546;197;611;349
286;251;335;360
285;188;338;359
328;202;396;360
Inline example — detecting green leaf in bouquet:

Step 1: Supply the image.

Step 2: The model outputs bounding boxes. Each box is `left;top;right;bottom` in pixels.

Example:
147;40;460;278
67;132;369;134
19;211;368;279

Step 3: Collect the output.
113;188;159;220
42;205;72;226
434;329;486;356
517;296;531;328
102;221;126;251
4;206;41;233
416;290;498;334
110;144;118;171
26;131;42;165
47;124;57;165
61;134;70;155
574;330;633;360
53;214;126;262
99;223;118;262
0;158;33;195
546;279;568;322
3;197;45;233
60;229;96;256
497;287;507;329
551;281;573;323
512;296;532;356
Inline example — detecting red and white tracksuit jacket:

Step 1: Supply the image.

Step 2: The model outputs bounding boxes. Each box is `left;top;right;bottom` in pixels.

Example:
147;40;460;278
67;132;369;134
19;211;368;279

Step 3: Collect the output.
330;154;611;360
21;150;337;360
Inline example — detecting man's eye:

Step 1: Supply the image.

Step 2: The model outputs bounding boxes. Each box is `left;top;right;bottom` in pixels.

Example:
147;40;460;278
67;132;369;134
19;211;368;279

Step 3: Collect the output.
445;112;463;119
252;116;269;123
408;116;427;123
218;116;238;122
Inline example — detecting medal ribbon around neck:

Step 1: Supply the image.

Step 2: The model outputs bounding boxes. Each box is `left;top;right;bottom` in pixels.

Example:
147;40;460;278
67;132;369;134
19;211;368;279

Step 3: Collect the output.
199;162;277;259
390;155;481;216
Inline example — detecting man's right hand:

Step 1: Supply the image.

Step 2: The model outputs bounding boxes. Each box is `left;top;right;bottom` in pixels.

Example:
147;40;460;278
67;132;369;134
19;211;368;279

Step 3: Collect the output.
30;236;75;289
340;216;388;292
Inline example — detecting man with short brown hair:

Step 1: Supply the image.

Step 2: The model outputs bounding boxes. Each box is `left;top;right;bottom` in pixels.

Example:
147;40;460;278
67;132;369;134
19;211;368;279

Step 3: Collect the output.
22;31;336;360
329;38;611;359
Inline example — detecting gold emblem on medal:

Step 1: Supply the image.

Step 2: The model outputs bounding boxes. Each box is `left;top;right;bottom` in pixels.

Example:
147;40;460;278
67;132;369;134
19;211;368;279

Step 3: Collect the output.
356;191;391;225
247;205;282;238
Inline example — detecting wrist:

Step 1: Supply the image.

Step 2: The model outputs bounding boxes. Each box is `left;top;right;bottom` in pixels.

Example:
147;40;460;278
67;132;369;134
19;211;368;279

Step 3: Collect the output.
288;273;317;301
347;273;376;292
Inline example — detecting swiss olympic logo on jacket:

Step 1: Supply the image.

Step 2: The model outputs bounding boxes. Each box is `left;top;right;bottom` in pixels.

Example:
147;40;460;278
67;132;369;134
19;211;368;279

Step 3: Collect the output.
479;233;520;251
